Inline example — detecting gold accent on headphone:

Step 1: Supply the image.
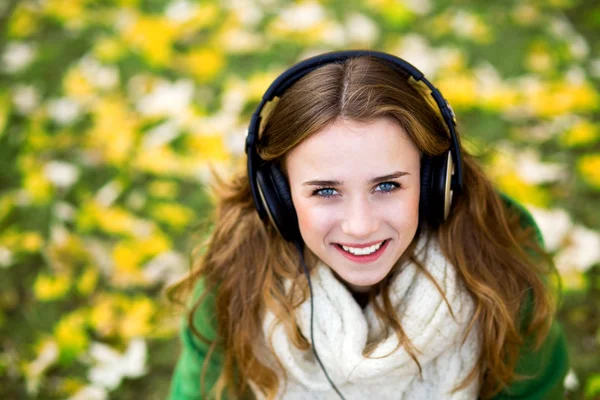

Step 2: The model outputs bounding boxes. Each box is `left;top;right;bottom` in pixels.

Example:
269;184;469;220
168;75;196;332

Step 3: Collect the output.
258;96;281;136
444;152;455;220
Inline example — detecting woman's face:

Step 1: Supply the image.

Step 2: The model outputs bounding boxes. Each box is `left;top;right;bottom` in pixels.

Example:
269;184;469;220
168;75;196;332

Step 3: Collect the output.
284;117;422;293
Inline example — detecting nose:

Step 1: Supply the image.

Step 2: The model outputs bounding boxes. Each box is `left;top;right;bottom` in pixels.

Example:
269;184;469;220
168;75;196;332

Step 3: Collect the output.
341;196;379;239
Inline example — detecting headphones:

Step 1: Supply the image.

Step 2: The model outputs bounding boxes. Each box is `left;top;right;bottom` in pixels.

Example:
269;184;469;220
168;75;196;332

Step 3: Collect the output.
245;50;464;243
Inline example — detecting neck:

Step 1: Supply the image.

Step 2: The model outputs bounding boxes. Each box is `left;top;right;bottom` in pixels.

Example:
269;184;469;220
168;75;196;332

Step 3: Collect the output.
351;291;370;309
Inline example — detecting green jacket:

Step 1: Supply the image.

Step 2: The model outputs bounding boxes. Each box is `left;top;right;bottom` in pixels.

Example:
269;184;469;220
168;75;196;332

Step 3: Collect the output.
168;194;569;399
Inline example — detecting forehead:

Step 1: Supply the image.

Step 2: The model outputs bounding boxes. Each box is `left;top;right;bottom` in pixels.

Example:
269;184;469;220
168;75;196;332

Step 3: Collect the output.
284;118;421;178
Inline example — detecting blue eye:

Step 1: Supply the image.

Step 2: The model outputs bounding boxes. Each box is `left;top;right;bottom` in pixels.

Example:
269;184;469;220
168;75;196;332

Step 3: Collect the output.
313;188;338;198
376;182;400;193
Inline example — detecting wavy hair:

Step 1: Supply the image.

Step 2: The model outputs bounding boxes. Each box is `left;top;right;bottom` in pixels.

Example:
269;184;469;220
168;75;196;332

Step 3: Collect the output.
167;56;556;399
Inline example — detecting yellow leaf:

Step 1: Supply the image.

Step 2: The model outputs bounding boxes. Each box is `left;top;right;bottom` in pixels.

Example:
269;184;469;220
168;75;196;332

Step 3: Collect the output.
23;170;54;204
89;295;119;337
559;270;588;292
578;154;600;189
34;273;71;301
54;312;88;363
495;172;550;207
122;15;178;66
43;0;85;21
148;180;179;199
86;96;139;164
560;121;598;148
119;297;156;339
180;49;225;83
93;36;126;62
186;134;230;162
151;203;194;230
63;67;94;101
21;232;44;252
436;73;478;109
76;267;99;295
8;4;39;38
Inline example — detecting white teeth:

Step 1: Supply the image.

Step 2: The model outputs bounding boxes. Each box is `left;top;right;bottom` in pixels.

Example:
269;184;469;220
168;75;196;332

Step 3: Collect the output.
341;241;385;256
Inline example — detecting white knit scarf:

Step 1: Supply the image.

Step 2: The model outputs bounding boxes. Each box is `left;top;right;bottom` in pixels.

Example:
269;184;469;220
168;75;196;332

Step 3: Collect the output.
257;235;481;400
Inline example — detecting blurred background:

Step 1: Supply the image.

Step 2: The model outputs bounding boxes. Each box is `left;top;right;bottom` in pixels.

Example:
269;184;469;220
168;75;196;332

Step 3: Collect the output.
0;0;598;399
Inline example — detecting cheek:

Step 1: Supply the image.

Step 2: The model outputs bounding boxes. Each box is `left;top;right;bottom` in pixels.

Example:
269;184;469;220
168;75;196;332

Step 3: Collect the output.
294;202;336;240
391;191;420;229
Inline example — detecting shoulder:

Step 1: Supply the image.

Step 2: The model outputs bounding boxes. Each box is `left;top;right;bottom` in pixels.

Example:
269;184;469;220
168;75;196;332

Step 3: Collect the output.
497;191;545;247
168;278;223;400
493;193;569;399
493;319;569;399
180;278;221;362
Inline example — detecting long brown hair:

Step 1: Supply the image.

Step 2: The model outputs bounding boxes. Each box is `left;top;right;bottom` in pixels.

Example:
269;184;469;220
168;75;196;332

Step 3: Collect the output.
168;56;556;399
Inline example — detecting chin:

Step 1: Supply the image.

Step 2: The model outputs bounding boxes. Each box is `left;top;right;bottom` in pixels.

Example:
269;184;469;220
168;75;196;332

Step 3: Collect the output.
338;268;391;292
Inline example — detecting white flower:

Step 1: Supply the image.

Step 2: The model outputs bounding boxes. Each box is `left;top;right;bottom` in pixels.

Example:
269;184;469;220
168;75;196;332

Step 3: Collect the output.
2;42;36;73
222;0;264;26
225;126;249;156
321;22;347;47
143;251;186;285
12;84;40;114
390;34;440;77
345;13;379;46
14;189;32;206
529;207;572;252
474;63;502;93
404;0;432;15
565;66;586;85
568;35;589;59
95;180;123;207
50;224;70;246
126;190;147;211
24;340;59;395
549;16;574;39
43;161;80;189
221;83;247;115
516;150;566;184
555;225;600;272
279;2;325;31
564;369;579;391
0;246;13;268
136;79;195;119
47;97;82;125
84;239;113;276
165;0;199;23
190;113;236;137
68;385;108;400
142;120;181;149
54;201;76;221
88;338;148;391
451;10;479;39
219;29;264;53
132;220;155;238
81;58;119;90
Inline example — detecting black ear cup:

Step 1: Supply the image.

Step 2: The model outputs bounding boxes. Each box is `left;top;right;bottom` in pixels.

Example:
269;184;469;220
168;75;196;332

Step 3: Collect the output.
419;156;433;224
255;163;300;242
420;152;453;227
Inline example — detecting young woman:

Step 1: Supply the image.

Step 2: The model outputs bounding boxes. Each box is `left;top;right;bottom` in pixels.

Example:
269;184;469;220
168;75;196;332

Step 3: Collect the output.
167;51;568;400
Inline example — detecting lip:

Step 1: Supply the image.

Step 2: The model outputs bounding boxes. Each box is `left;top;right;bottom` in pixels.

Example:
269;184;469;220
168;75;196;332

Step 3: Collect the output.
334;239;390;264
335;239;386;249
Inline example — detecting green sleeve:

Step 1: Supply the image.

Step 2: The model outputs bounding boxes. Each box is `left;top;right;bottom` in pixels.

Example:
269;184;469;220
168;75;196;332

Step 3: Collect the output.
492;319;568;399
492;193;569;399
168;279;223;400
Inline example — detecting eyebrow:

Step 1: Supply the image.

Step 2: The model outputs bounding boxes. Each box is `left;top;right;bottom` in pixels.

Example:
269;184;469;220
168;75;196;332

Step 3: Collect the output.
301;171;410;187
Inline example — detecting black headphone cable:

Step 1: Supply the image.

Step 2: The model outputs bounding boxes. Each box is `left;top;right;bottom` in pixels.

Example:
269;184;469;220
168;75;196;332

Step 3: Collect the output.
292;240;347;400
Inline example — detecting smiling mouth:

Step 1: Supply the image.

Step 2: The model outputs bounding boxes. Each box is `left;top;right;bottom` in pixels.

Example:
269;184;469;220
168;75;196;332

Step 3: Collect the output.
334;239;390;256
